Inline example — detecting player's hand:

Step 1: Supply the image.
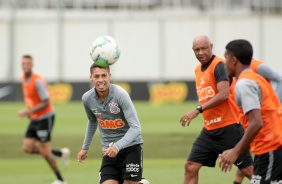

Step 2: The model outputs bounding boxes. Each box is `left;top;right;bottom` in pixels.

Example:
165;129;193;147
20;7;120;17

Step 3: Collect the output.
17;109;29;118
77;149;88;163
218;148;238;173
180;109;199;127
103;145;118;158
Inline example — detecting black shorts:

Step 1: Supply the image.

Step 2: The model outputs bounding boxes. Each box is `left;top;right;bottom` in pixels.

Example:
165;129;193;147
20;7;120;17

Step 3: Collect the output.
99;144;143;184
251;146;282;183
188;123;253;169
25;115;55;142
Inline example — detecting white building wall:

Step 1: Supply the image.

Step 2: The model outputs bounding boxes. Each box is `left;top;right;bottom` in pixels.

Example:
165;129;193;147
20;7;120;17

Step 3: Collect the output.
0;17;9;81
1;9;281;82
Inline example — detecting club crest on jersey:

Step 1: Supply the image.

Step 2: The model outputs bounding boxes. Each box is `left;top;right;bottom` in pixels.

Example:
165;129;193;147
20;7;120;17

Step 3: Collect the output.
109;102;120;114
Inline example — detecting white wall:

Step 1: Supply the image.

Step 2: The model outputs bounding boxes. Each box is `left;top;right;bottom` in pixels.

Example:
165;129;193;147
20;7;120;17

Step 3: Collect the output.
0;9;10;81
1;9;282;82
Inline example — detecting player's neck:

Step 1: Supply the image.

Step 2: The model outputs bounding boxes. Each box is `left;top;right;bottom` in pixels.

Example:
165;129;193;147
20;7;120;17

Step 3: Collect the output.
24;72;32;79
236;66;250;79
97;91;109;102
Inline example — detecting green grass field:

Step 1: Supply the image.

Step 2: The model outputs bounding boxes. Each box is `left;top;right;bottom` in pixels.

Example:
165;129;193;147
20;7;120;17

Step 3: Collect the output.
0;102;249;184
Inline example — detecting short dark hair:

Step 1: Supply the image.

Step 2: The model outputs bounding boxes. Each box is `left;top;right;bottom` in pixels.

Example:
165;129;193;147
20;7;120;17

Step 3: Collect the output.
90;63;110;74
225;39;253;65
22;54;33;60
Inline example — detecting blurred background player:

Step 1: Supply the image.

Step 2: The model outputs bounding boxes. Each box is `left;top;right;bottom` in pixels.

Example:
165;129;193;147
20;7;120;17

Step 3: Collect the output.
220;39;282;183
18;55;70;184
77;63;145;184
231;59;282;184
179;35;253;184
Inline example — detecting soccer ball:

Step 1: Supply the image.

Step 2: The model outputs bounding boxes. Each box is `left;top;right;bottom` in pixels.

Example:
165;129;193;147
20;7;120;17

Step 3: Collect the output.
90;35;121;67
139;178;150;184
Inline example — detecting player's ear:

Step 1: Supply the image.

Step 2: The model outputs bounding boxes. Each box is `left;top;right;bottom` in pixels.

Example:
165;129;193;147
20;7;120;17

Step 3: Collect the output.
232;56;238;65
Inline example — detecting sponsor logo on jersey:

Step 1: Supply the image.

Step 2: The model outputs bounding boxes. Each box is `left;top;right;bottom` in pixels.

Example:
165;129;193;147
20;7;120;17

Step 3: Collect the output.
92;108;101;115
98;118;125;129
37;130;48;138
250;175;262;183
205;117;221;126
197;86;215;102
109;102;120;114
126;163;140;173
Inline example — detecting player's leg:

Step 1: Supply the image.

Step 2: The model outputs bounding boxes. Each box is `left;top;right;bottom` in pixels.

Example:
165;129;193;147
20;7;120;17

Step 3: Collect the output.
123;181;139;184
51;147;71;170
23;120;40;154
101;180;119;184
268;146;282;182
184;128;218;184
234;148;253;179
231;124;253;179
37;115;66;184
122;144;143;184
23;137;38;153
233;169;245;184
38;141;65;183
100;153;123;184
251;147;282;183
23;117;70;171
216;123;253;180
183;161;202;184
45;115;70;169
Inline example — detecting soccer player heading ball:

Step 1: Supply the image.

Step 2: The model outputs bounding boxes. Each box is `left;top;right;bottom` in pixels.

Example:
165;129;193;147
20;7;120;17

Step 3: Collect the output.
77;63;148;184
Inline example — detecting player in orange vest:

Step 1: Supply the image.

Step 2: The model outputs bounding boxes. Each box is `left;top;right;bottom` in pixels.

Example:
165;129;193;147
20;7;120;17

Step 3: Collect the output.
230;58;282;184
220;39;282;183
18;55;70;184
180;35;253;184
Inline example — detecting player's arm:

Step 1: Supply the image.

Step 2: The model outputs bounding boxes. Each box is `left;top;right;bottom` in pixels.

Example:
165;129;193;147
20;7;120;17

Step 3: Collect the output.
232;79;263;153
112;91;141;152
18;79;50;117
180;62;230;126
219;79;263;172
232;110;262;154
257;64;282;99
201;62;230;111
219;109;262;172
77;95;98;163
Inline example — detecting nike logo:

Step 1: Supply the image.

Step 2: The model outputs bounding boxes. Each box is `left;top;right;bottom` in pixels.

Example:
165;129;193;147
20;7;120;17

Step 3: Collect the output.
131;174;138;177
0;86;12;99
236;161;243;166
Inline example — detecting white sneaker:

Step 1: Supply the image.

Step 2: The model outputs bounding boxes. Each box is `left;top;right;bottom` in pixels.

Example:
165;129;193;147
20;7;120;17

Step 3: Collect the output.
60;147;70;170
139;178;150;184
51;179;67;184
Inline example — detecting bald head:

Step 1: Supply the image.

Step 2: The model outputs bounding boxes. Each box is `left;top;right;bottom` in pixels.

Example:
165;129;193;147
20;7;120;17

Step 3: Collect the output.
192;35;212;47
192;35;213;65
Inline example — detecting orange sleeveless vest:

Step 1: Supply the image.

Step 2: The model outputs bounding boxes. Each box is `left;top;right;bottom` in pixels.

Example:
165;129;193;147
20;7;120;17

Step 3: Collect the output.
238;70;282;155
21;73;53;120
250;59;264;73
230;59;266;105
195;56;239;130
